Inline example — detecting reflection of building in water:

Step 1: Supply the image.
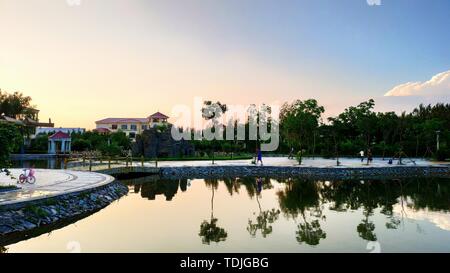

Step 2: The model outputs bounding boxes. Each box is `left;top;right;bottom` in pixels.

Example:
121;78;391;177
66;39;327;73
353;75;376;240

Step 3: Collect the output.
131;180;186;201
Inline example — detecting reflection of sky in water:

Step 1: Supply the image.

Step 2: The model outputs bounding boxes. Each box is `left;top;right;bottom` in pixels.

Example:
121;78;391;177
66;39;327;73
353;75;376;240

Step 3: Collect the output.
393;202;450;232
3;178;450;253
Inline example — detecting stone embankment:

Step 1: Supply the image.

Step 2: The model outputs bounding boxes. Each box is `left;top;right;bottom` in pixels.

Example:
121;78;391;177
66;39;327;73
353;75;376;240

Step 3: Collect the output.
160;165;450;179
0;182;127;237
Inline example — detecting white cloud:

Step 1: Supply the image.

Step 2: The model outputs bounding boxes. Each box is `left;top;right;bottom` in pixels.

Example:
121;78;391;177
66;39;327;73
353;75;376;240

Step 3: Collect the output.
384;70;450;97
367;0;381;6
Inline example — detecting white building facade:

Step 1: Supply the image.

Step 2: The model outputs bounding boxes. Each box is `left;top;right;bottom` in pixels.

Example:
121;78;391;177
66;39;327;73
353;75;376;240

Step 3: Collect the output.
95;112;169;138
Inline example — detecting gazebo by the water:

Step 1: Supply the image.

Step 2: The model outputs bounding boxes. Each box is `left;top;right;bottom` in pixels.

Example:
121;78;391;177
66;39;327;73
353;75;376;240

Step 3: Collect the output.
48;131;71;154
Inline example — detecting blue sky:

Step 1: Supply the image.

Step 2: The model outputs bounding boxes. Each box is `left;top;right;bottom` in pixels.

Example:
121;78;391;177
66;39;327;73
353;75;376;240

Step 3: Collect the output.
147;0;450;92
0;0;448;128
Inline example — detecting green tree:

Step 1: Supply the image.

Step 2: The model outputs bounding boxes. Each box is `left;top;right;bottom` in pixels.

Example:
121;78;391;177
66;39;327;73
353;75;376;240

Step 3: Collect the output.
72;139;92;151
0;90;33;118
110;131;131;149
332;99;377;150
201;101;228;164
376;112;398;159
29;133;49;152
0;123;22;178
0;123;22;166
98;142;122;156
280;99;324;164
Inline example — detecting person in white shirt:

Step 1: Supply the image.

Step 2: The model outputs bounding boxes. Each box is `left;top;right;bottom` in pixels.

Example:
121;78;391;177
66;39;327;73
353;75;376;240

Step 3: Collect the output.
359;150;365;162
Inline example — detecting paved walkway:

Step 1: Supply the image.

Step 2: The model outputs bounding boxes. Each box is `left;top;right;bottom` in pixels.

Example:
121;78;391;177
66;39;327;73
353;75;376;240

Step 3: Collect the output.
0;169;115;206
70;156;448;171
143;157;446;168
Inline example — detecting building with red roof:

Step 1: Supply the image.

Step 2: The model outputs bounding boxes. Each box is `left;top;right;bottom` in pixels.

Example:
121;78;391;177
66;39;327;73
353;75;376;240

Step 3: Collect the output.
93;127;111;134
48;131;72;154
95;112;169;139
148;112;169;121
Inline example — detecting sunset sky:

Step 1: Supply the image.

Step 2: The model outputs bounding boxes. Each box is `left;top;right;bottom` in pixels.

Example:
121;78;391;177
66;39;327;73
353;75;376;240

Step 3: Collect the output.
0;0;449;129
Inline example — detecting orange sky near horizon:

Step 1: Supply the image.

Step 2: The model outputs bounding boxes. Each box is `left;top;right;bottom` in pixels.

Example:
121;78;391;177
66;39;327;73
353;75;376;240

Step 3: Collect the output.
0;1;349;129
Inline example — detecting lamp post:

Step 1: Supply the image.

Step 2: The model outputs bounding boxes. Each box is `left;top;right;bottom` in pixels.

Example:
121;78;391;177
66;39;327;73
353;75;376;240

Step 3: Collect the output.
436;130;441;151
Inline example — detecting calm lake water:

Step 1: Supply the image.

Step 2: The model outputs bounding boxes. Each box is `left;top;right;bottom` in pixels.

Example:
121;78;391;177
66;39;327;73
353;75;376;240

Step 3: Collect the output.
11;158;66;169
2;176;450;253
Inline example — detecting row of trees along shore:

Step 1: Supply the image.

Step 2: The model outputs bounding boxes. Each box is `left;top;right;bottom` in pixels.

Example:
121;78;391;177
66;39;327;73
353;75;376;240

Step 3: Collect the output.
193;99;449;161
281;99;449;161
0;89;449;162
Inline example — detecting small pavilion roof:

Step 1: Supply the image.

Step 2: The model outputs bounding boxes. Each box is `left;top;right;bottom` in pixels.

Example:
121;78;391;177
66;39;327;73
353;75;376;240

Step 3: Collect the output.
49;131;71;140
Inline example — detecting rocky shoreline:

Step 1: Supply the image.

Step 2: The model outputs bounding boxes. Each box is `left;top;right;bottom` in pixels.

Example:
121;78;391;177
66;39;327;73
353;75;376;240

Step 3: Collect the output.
160;165;450;180
0;181;128;238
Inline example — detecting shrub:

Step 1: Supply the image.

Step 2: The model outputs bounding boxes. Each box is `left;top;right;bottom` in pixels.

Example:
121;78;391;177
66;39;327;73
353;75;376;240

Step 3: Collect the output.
28;133;49;152
72;139;91;151
98;143;122;156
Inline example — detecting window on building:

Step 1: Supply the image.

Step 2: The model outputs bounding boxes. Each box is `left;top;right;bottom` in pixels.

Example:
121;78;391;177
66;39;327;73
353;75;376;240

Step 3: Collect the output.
121;124;128;130
112;124;118;130
130;124;137;130
142;125;148;130
129;132;136;139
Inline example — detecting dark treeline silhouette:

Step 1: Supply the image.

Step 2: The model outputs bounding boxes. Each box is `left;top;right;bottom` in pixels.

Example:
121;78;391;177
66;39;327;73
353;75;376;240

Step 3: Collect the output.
189;99;449;160
280;99;450;160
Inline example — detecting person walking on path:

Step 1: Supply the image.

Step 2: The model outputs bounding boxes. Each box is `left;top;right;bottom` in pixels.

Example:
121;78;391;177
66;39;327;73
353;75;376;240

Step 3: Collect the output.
367;149;373;165
359;150;365;162
256;148;263;166
288;147;295;159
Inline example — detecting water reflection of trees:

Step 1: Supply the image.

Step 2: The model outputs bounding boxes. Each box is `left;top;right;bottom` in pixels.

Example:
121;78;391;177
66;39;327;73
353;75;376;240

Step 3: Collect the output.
199;179;228;244
277;177;450;245
127;179;188;201
247;178;281;238
277;179;327;245
122;176;450;246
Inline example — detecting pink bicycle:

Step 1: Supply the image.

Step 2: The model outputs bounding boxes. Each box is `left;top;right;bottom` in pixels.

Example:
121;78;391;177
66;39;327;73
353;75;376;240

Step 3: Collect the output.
18;168;36;184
